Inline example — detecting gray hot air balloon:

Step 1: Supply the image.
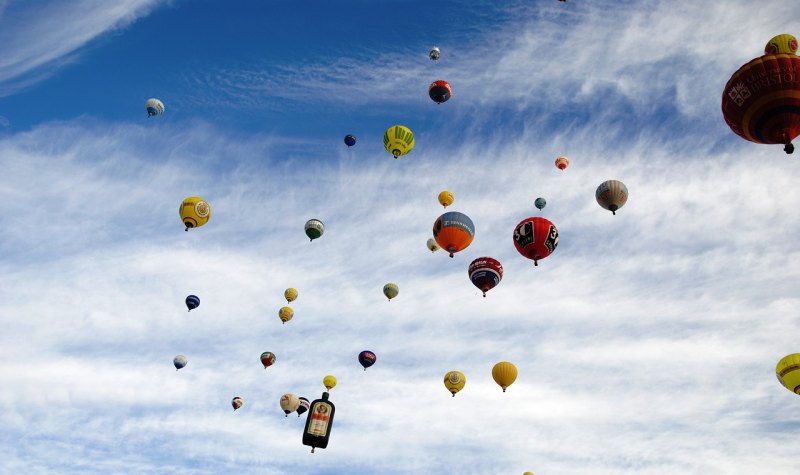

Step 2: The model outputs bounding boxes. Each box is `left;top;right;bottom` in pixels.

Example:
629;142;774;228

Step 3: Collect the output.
534;197;546;211
429;46;440;61
173;355;188;371
145;98;164;117
595;180;628;215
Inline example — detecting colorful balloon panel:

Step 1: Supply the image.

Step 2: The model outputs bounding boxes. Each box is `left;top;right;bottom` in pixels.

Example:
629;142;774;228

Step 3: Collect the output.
429;80;452;104
721;54;800;153
554;156;569;170
179;196;211;231
513;217;558;266
765;34;798;55
383;125;415;158
468;257;503;297
297;397;310;417
232;396;244;411
433;211;475;257
260;351;276;368
777;353;800;394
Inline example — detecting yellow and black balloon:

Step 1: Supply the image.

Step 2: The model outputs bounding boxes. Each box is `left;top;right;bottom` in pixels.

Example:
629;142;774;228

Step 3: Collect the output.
765;34;798;55
444;370;466;397
383;125;415;159
179;196;211;231
777;353;800;395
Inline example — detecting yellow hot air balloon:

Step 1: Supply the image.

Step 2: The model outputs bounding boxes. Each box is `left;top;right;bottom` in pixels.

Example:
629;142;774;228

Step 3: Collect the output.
179;196;211;231
777;353;800;395
279;306;294;324
323;375;337;390
492;361;518;392
523;472;534;475
438;190;454;208
383;125;415;158
284;288;298;303
765;33;798;55
444;370;466;397
383;283;399;301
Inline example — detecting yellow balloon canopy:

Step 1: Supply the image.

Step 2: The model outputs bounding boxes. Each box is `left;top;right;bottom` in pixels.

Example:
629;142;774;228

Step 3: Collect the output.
492;361;518;392
383;283;399;301
438;190;454;208
279;306;294;324
383;125;415;158
444;370;466;397
284;288;298;303
323;375;337;390
765;33;798;55
777;353;800;395
179;196;211;231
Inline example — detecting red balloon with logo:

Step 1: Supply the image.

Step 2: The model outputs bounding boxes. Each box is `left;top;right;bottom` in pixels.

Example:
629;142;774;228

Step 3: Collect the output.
513;217;558;266
468;257;503;297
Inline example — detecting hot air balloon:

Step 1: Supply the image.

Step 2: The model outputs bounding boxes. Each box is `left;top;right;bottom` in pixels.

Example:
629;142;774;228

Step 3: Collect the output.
444;371;466;397
534;197;546;211
383;125;415;159
765;34;798;55
524;472;534;475
433;211;475;257
427;238;440;252
173;355;187;371
284;288;298;303
305;219;324;241
777;353;800;395
344;134;357;147
302;392;336;453
554;156;569;170
279;306;294;324
513;217;558;266
297;397;310;417
383;283;399;301
323;375;337;390
596;180;628;215
260;351;276;369
438;190;454;208
722;35;800;154
145;98;164;117
280;393;300;417
468;257;503;297
358;350;377;371
429;80;452;104
179;196;211;231
492;361;518;392
232;396;244;411
185;295;200;311
429;46;440;61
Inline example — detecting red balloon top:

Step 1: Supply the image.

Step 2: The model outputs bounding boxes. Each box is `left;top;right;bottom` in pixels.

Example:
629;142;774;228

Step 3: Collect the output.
513;217;558;266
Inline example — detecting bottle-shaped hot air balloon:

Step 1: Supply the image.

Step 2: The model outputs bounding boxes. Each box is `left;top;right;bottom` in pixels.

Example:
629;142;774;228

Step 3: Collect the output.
145;98;164;117
444;371;466;397
383;283;399;301
185;295;200;311
323;375;337;390
232;396;244;411
297;397;310;417
426;238;440;252
777;353;800;395
280;393;300;417
722;34;800;154
302;392;335;453
595;180;628;215
534;197;546;211
429;80;452;104
513;217;558;266
344;134;356;147
260;351;276;369
358;350;377;371
284;288;298;304
554;156;569;170
438;190;454;208
492;361;518;392
179;196;211;231
433;211;475;258
468;257;503;297
305;219;324;241
173;355;188;371
429;46;440;61
383;125;415;159
279;306;294;324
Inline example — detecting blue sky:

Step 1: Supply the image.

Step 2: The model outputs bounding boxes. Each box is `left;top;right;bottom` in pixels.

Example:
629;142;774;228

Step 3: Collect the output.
1;1;800;474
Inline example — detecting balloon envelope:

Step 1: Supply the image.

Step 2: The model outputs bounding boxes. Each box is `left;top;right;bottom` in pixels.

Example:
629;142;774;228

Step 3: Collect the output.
260;351;276;369
323;375;337;390
232;397;244;411
280;393;300;416
429;47;440;61
438;190;454;208
279;306;294;324
777;353;800;395
297;397;310;417
383;283;399;301
344;134;356;147
185;295;200;311
596;180;628;215
554;156;569;170
358;350;377;370
513;217;558;266
284;288;298;303
173;355;187;370
383;125;415;158
765;34;798;54
305;219;324;241
534;197;546;210
444;371;466;397
426;238;440;252
145;98;164;117
179;196;211;231
468;257;503;297
429;80;452;104
492;361;518;392
433;211;475;257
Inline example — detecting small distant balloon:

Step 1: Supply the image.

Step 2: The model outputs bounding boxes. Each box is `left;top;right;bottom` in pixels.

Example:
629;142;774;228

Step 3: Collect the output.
179;196;211;231
297;397;310;417
383;283;399;301
344;134;357;147
260;351;276;369
444;370;466;397
173;355;187;371
426;238;440;253
492;361;518;392
280;393;300;417
554;156;569;170
429;80;452;104
323;375;337;390
383;125;415;159
534;197;546;211
185;295;200;312
358;350;377;371
279;306;294;324
438;190;454;208
513;217;558;266
232;396;244;411
429;46;440;61
595;180;628;215
468;257;503;297
777;353;800;395
284;288;298;303
145;98;164;117
305;219;324;241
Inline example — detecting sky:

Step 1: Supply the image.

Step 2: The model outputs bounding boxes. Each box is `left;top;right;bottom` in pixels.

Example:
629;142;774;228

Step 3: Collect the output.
1;0;799;474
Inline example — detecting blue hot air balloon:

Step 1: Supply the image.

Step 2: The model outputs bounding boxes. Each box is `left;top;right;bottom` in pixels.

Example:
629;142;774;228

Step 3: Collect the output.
173;355;188;371
535;197;546;211
358;350;377;371
185;295;200;312
344;134;357;147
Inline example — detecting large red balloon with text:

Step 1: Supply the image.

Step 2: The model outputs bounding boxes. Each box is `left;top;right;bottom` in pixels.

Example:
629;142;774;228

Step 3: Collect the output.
513;217;558;266
721;53;800;154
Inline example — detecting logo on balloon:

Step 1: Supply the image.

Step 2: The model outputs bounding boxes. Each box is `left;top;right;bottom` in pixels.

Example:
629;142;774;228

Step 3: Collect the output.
195;201;210;217
728;81;751;106
513;221;534;247
544;225;559;252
